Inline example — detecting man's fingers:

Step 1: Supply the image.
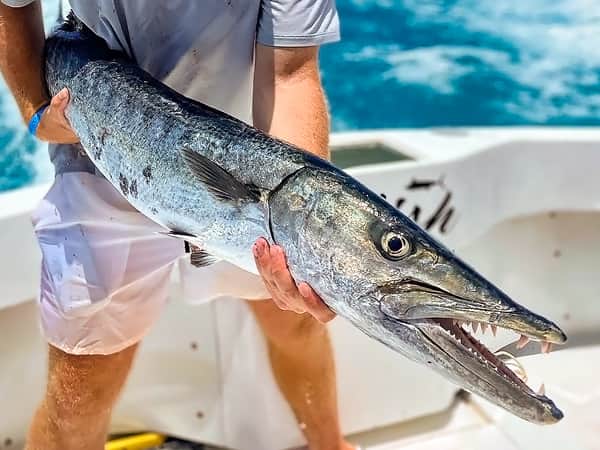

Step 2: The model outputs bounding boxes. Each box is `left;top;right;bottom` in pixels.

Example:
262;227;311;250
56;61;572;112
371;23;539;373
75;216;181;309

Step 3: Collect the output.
253;238;272;277
252;238;332;318
50;87;69;110
253;238;290;308
271;296;290;311
49;88;71;125
269;245;301;297
298;282;336;323
36;88;79;144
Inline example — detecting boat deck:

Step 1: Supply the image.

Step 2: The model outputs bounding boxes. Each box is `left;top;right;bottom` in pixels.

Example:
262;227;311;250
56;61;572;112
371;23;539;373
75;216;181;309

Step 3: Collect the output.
350;344;599;450
146;344;598;450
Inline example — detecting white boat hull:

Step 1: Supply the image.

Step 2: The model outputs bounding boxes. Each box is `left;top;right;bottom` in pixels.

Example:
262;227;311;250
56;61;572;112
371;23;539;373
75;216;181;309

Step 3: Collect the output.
1;127;599;449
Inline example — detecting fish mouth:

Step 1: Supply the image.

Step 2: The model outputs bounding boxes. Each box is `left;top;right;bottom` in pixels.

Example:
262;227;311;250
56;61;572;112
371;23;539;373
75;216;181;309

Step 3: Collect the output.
376;280;566;423
411;317;564;423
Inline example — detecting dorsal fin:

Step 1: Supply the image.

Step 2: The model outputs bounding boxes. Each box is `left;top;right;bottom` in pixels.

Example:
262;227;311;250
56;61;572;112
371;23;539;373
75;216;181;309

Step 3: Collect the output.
158;230;217;267
181;147;260;203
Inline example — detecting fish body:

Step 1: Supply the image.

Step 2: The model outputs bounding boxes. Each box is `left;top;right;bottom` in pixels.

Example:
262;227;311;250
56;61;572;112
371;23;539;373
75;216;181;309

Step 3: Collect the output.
45;17;567;424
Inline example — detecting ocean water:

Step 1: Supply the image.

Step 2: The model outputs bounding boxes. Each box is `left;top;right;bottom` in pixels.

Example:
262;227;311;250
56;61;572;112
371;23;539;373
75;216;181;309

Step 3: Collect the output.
321;0;600;130
1;0;599;192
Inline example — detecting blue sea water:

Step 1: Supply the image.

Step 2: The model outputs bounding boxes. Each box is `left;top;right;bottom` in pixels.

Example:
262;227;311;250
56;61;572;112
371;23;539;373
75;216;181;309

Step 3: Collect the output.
321;0;600;130
1;0;599;192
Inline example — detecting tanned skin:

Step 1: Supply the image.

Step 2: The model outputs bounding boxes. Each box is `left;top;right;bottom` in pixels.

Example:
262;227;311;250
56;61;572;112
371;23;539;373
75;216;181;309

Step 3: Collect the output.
0;1;77;142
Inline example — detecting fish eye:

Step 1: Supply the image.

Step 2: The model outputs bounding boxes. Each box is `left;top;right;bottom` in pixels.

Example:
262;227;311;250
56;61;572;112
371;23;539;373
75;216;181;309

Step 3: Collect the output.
381;232;411;259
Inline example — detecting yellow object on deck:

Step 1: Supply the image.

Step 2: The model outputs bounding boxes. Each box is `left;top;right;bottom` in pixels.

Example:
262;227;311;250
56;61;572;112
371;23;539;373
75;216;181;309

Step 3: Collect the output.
105;433;166;450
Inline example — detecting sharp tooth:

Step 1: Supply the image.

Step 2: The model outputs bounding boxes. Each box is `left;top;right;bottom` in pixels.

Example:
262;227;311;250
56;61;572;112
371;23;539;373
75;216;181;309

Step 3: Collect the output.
516;335;530;349
537;383;545;396
481;323;488;334
491;325;498;336
541;342;552;354
472;322;479;333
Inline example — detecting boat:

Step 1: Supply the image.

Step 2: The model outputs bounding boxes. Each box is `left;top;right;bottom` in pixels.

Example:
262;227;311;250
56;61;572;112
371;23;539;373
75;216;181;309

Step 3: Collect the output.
1;127;599;450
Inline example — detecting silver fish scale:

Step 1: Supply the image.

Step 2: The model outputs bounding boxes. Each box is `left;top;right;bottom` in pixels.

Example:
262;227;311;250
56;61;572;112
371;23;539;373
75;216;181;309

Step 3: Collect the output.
59;59;319;273
268;168;396;315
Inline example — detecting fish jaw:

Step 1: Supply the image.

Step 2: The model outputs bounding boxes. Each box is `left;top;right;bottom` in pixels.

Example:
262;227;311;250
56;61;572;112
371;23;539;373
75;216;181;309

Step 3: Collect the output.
353;306;565;424
344;267;567;424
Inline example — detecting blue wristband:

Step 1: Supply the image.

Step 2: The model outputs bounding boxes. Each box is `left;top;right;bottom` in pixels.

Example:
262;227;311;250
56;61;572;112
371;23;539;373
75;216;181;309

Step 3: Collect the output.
28;103;49;136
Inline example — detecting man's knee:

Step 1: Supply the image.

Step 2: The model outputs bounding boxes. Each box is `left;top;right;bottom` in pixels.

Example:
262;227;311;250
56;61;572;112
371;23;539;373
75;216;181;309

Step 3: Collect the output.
44;344;138;422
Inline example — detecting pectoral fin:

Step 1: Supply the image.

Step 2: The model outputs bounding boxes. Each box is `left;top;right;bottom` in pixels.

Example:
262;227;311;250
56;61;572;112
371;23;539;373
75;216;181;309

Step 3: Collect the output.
181;147;260;203
158;230;216;267
189;245;217;268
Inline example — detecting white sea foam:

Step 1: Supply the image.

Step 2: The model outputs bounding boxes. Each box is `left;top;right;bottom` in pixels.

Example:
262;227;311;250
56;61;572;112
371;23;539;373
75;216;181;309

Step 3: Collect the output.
344;0;600;122
393;0;600;121
347;45;511;95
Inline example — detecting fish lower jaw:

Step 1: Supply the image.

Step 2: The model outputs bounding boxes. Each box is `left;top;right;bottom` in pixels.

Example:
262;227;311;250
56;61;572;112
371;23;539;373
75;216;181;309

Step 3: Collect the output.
413;317;565;423
426;318;544;396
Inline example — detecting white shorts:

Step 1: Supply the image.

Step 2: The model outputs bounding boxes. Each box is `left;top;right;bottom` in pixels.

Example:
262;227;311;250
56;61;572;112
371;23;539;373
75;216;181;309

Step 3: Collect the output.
31;172;269;355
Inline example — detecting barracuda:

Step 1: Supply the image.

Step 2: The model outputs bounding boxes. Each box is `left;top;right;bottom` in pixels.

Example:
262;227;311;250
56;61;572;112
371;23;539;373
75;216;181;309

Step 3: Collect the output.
45;16;567;424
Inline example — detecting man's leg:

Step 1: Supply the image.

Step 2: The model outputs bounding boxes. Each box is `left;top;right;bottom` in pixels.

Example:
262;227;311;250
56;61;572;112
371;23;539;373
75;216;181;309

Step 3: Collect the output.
25;343;138;450
248;299;353;450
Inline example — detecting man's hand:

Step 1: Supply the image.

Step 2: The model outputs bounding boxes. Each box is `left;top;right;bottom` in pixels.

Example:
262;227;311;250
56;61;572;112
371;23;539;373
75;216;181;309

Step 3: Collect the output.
35;88;79;143
253;237;336;323
0;1;78;143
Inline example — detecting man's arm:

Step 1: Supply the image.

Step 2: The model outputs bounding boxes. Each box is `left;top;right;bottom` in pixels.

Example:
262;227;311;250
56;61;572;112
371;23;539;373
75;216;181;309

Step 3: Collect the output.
252;43;336;323
0;0;46;121
253;45;329;159
0;0;77;142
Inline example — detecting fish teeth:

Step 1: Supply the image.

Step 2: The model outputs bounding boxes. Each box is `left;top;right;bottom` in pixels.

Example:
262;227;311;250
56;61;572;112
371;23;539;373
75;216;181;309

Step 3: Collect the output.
538;383;546;396
541;341;553;354
471;322;479;333
491;325;498;336
480;323;488;334
516;335;530;349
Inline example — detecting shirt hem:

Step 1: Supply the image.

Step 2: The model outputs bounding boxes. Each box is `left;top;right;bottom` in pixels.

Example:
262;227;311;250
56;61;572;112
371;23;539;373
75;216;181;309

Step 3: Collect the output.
0;0;36;6
257;30;341;48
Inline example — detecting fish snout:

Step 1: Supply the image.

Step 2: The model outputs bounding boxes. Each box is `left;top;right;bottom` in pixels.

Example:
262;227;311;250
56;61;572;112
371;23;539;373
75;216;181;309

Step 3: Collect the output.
378;277;567;346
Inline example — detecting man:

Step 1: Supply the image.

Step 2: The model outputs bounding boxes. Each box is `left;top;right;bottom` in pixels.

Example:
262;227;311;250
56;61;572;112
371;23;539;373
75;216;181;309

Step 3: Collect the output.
0;1;355;449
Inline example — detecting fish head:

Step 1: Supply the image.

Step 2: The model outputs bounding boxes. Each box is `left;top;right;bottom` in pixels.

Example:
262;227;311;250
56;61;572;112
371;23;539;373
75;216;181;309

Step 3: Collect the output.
269;164;566;424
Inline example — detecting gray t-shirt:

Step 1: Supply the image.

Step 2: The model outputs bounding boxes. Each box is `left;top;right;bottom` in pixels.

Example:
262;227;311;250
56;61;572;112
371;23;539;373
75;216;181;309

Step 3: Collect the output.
4;0;340;174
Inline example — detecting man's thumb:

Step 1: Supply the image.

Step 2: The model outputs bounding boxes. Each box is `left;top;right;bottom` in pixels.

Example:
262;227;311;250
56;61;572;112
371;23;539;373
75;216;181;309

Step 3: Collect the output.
50;88;69;111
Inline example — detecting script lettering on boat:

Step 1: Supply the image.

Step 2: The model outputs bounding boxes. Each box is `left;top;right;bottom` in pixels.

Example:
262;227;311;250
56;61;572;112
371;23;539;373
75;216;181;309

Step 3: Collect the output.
381;176;456;235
